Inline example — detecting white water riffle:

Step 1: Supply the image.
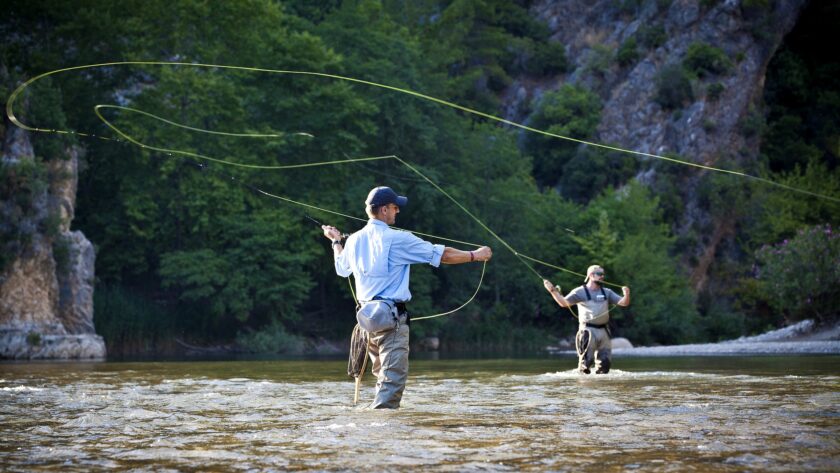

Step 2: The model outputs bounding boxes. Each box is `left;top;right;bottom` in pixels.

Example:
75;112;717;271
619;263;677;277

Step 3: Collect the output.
0;358;838;471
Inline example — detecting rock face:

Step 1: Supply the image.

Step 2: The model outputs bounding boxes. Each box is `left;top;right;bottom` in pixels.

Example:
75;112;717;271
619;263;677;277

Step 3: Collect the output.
0;123;105;359
508;0;806;291
521;0;804;158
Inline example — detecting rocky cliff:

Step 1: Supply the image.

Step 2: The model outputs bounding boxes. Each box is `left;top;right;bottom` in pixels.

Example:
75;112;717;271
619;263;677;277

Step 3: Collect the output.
506;0;806;292
0;119;105;359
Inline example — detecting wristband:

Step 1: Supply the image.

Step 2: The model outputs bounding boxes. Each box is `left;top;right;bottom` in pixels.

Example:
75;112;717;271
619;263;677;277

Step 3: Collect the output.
470;251;474;262
331;240;342;247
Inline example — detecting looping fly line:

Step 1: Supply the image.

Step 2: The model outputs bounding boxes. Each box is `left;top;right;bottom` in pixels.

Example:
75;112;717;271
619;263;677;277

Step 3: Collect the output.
9;60;827;320
8;61;838;205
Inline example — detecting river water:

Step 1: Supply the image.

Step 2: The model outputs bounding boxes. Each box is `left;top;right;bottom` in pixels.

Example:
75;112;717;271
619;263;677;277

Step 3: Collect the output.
1;356;838;472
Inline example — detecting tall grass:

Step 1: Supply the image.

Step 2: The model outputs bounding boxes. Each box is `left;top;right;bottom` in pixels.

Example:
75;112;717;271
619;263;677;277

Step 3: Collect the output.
94;285;176;356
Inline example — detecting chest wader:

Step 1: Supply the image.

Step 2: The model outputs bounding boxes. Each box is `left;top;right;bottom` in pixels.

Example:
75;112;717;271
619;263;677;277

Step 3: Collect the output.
348;302;410;408
575;286;612;374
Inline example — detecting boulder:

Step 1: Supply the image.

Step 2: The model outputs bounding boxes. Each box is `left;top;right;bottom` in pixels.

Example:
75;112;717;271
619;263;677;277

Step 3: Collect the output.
612;337;634;349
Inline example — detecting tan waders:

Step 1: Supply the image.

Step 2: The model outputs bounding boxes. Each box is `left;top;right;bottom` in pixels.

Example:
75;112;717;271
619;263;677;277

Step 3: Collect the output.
576;325;611;374
366;313;410;408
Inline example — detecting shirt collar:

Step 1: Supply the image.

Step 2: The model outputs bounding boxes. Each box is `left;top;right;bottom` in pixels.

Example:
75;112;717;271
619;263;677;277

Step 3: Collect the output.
368;218;388;227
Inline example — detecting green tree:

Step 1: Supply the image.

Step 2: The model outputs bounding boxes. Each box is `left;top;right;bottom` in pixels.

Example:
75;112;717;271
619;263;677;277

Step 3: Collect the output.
654;64;694;109
525;85;602;189
584;182;699;345
754;225;839;323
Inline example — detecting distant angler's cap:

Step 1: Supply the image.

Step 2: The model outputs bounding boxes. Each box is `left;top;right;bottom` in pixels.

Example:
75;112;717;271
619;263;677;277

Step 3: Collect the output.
365;186;408;207
584;264;603;282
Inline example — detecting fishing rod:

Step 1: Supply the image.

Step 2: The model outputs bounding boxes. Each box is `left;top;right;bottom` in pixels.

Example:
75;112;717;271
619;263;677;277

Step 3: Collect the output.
304;214;350;240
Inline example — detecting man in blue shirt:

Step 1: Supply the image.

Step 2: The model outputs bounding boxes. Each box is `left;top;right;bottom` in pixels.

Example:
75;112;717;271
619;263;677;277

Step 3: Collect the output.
322;186;492;408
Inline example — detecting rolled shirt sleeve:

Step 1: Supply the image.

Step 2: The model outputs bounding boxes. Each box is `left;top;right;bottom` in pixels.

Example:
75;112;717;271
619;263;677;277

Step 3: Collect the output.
389;231;445;267
334;248;352;278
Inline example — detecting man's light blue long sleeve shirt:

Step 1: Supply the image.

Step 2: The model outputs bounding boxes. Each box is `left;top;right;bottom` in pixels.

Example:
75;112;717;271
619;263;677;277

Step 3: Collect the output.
334;219;444;302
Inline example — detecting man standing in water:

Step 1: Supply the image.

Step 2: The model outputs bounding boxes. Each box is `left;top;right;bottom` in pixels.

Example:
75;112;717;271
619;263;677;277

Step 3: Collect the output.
543;265;629;374
322;186;492;408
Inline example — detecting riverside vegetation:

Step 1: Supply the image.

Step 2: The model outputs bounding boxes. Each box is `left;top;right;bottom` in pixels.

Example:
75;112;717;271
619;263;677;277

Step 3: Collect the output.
1;0;837;356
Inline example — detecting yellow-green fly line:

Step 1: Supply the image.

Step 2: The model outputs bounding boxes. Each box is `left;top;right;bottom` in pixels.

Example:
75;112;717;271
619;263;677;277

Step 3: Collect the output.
7;61;836;320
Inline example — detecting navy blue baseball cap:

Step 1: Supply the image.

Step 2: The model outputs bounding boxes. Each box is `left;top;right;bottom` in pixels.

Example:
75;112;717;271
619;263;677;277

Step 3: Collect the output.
365;186;408;207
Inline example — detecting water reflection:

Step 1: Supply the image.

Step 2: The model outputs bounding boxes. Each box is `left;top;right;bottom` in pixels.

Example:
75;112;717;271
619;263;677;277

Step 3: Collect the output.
1;357;838;471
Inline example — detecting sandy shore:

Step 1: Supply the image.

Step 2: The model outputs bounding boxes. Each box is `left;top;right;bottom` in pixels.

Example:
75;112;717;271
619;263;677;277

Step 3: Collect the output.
552;320;840;356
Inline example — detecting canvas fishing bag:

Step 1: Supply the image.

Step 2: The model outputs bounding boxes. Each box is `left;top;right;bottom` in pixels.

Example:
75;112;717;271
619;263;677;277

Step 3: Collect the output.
355;299;399;333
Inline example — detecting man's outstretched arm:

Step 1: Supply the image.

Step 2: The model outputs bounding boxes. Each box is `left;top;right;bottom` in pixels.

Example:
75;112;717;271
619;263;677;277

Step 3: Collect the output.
441;246;492;264
543;279;571;308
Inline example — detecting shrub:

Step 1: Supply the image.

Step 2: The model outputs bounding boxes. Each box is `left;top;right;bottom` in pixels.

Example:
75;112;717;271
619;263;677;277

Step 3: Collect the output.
53;235;72;275
683;42;733;77
26;332;42;346
527;41;570;75
1;158;48;272
585;44;614;76
617;37;640;67
707;82;724;100
236;319;305;354
754;224;840;323
654;64;694;109
739;105;765;137
638;25;666;49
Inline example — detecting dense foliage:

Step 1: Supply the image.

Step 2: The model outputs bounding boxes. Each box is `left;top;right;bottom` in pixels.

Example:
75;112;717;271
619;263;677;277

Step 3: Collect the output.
1;0;837;354
754;225;839;323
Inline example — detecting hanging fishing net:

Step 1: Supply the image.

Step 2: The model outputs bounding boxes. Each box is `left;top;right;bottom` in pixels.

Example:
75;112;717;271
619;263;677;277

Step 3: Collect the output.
347;323;369;379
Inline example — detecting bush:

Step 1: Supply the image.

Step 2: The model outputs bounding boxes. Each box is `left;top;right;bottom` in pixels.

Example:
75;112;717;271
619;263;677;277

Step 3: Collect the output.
617;37;640;67
585;44;614;76
707;82;724;100
527;41;569;75
739;105;765;137
638;25;666;49
236;319;305;354
654;64;694;109
1;158;48;272
52;235;72;275
754;225;840;323
683;42;733;78
26;332;42;346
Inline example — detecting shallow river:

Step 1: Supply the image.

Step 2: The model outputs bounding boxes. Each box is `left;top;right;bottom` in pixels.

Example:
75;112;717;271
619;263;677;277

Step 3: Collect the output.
1;356;838;472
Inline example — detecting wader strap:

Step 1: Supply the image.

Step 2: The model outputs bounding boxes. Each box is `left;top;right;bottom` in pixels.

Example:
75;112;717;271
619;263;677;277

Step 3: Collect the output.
582;286;608;301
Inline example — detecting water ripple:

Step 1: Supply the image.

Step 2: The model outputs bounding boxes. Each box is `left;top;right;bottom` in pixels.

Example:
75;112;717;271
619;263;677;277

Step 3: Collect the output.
0;358;838;471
